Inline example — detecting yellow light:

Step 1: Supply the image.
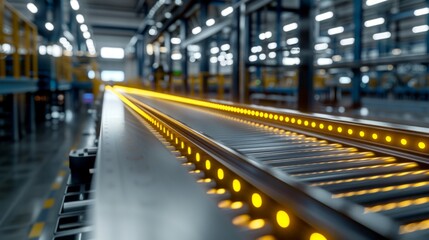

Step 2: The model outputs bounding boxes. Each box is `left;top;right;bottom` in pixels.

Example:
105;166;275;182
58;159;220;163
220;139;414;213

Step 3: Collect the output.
310;232;327;240
257;235;276;240
248;219;265;230
269;114;273;119
401;139;408;145
264;113;268;118
337;127;343;133
285;117;290;122
328;125;333;131
359;131;365;137
217;168;224;180
175;138;178;144
205;160;211;170
231;201;243;209
419;142;426;149
232;179;241;192
372;133;378;140
195;153;200;162
279;116;284;121
319;123;324;129
218;200;231;208
181;141;184;149
304;120;309;126
252;193;262;208
291;118;296;123
311;122;316;128
348;129;353;135
385;136;392;142
187;146;192;155
232;214;250;226
274;115;278;120
297;119;302;125
255;111;259;117
276;210;290;228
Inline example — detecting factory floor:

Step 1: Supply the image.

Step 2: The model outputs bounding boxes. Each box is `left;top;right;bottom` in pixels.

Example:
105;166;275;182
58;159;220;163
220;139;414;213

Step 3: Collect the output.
0;108;96;240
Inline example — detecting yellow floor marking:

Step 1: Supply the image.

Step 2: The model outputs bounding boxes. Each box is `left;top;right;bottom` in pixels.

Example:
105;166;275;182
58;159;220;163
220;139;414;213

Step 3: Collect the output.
58;170;67;177
43;198;55;209
28;222;45;238
51;182;61;190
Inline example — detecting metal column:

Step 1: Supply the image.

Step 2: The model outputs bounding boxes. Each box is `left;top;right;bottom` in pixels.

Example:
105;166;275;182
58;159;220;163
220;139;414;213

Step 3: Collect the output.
199;0;209;95
255;11;262;83
297;0;314;112
275;0;282;83
351;0;362;108
180;19;189;93
11;94;19;141
137;37;145;82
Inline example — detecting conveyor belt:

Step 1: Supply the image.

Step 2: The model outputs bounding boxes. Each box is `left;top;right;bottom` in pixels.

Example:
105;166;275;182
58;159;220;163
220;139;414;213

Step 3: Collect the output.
109;86;429;239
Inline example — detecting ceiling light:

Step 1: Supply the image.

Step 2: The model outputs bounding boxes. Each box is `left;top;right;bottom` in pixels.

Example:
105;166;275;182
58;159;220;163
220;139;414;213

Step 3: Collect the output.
340;37;354;46
221;6;233;16
314;43;328;51
414;7;429;16
366;0;388;6
317;58;333;65
315;11;333;22
70;0;80;11
171;37;181;44
83;31;91;39
220;44;230;51
268;42;277;49
328;26;344;35
283;23;298;32
364;17;385;27
286;37;299;45
412;25;429;33
76;14;84;23
45;22;54;31
192;26;201;35
206;18;215;27
373;31;391;40
27;3;38;13
100;47;124;59
80;24;88;32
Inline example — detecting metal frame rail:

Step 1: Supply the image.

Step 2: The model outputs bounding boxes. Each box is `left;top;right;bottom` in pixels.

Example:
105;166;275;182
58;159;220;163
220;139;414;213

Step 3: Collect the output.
109;86;397;240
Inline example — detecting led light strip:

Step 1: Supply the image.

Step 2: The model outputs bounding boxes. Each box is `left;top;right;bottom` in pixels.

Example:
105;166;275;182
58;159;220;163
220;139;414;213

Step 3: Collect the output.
107;86;329;240
114;86;428;156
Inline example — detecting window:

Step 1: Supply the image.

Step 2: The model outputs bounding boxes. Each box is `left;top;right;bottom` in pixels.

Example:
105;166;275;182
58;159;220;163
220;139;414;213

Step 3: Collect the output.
101;70;124;82
100;47;125;59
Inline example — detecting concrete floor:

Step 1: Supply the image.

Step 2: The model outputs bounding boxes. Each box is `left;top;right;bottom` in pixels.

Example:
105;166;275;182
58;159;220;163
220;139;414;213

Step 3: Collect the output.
0;109;96;240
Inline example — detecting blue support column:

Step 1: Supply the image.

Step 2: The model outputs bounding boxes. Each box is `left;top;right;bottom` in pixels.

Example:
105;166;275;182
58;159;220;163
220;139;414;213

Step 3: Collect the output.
255;11;262;84
297;0;314;112
137;38;145;81
231;1;241;102
351;0;362;108
180;19;189;93
275;0;282;83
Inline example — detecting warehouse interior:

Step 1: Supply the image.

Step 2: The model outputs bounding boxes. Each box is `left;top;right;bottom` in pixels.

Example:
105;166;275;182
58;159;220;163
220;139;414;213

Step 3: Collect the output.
1;0;429;239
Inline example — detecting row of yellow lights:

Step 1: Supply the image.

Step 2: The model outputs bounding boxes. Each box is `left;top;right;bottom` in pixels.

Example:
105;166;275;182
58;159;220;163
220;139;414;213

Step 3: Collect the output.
114;86;428;154
130;92;428;236
108;87;328;240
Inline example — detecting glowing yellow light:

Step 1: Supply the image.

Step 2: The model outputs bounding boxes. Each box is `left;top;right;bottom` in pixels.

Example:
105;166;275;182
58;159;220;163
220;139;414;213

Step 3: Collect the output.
217;168;224;180
359;131;365;137
195;153;200;162
264;113;268;118
181;141;184;149
348;129;353;135
232;179;241;192
279;116;284;121
319;123;324;129
257;235;276;240
276;210;290;228
419;142;426;149
304;120;309;126
249;219;265;230
385;136;392;142
187;146;192;155
255;111;259;117
285;117;290;122
231;201;243;209
310;232;327;240
252;193;262;208
311;122;316;128
372;133;378;140
205;160;211;170
269;114;273;119
175;138;178;144
401;139;408;145
328;125;333;131
337;127;343;133
218;200;231;208
291;118;296;123
232;215;250;226
297;119;302;125
274;115;278;120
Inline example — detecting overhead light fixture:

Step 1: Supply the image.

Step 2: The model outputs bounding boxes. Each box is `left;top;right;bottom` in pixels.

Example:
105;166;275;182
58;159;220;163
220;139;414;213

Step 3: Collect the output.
206;18;215;27
221;6;233;16
414;7;429;16
171;37;181;44
83;31;91;39
45;22;54;31
268;52;276;58
249;55;257;62
364;17;385;27
314;43;328;51
328;26;344;35
80;24;88;32
267;42;277;49
283;22;298;32
70;0;80;11
283;57;300;65
317;58;333;65
76;14;84;24
259;53;266;60
210;47;219;54
315;11;333;22
171;52;182;60
339;76;351;84
220;44;230;51
412;25;429;33
340;37;354;46
373;31;391;40
27;3;38;14
251;46;262;53
164;12;172;19
366;0;388;6
286;37;299;45
148;28;157;36
192;26;201;35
